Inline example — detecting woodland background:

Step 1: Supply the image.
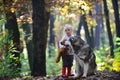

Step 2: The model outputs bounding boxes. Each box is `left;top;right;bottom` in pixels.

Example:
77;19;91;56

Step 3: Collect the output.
0;0;120;79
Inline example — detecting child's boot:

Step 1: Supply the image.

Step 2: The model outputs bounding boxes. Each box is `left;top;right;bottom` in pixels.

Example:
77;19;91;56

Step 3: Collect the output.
67;67;74;76
62;67;67;77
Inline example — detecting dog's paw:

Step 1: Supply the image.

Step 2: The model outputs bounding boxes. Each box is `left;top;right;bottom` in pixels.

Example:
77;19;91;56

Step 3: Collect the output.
82;75;87;78
74;74;80;78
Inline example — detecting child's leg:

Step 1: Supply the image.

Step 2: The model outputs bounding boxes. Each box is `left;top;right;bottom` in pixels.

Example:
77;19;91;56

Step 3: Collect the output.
61;55;68;77
66;55;74;76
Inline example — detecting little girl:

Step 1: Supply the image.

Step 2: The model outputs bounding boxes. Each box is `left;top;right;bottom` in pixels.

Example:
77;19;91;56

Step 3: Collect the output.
56;24;74;77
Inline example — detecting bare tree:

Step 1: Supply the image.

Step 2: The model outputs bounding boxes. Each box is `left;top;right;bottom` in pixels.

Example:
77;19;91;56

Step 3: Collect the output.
111;0;120;48
77;14;93;48
3;0;21;73
103;0;114;57
31;0;50;76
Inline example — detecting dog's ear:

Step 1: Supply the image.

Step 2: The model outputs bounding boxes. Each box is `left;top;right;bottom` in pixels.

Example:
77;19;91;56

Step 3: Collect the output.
75;36;85;45
76;35;81;39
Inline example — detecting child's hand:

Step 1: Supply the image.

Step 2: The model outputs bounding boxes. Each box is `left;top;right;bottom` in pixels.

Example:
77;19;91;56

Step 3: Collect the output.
61;39;67;45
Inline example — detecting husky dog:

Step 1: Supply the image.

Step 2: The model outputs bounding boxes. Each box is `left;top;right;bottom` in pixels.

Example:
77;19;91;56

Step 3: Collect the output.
68;36;97;77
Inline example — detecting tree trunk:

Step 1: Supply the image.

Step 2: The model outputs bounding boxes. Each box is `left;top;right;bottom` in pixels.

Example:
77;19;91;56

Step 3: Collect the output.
90;27;94;48
48;14;55;58
76;16;83;36
49;14;55;45
100;23;105;48
83;14;93;48
94;2;105;49
103;0;114;57
94;25;100;49
32;0;50;76
111;0;120;47
3;0;20;69
76;14;93;48
22;23;33;72
16;1;34;73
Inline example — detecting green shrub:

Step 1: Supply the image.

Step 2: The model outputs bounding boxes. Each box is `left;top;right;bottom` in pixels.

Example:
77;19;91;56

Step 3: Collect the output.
113;52;120;72
46;46;62;76
95;37;120;72
0;53;20;78
113;37;120;72
20;53;31;77
46;57;62;76
0;31;21;78
94;47;112;71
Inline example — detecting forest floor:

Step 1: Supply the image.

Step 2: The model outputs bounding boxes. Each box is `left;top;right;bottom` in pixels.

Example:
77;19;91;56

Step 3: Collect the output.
1;71;120;80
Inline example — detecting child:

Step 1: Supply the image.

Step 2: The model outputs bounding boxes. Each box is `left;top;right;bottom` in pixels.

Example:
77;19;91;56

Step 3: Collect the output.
56;24;74;77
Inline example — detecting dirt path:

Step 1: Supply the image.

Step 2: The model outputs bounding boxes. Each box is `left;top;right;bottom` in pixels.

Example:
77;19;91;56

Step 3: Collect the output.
48;72;120;80
1;71;120;80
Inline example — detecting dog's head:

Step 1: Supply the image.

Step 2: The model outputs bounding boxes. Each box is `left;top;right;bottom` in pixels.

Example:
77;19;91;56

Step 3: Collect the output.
69;36;85;47
69;36;85;53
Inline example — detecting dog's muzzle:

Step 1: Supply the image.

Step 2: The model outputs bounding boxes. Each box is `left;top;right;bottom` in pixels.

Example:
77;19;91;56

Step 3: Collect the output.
64;40;71;46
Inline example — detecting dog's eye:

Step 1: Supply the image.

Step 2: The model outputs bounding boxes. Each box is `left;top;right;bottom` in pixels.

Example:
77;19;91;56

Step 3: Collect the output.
72;38;74;41
69;37;75;42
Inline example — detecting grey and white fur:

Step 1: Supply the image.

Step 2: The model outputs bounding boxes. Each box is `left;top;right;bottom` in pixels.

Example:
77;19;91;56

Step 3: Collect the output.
65;36;97;77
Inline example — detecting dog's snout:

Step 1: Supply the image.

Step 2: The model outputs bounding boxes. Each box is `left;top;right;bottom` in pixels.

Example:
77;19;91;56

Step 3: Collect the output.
65;45;69;47
64;40;70;45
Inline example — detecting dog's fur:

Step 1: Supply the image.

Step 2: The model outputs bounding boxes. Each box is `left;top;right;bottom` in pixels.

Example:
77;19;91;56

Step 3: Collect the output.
69;36;97;77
